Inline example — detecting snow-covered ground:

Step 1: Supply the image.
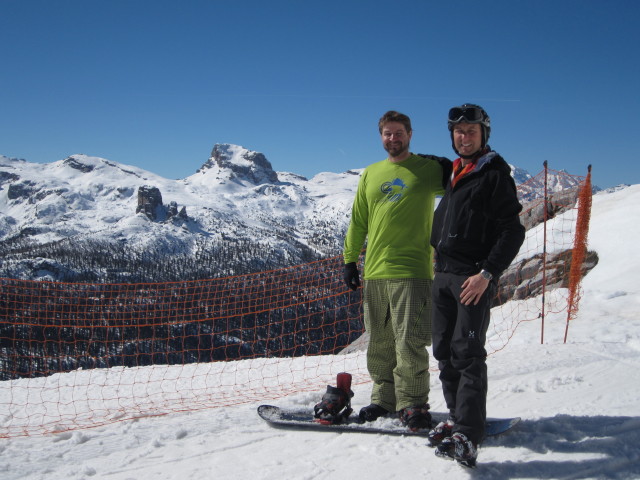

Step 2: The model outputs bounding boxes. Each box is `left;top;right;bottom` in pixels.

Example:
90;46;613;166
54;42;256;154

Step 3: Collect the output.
1;185;639;480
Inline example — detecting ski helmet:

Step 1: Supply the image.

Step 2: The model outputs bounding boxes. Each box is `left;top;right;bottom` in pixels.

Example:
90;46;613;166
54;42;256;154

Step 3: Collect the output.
448;104;491;156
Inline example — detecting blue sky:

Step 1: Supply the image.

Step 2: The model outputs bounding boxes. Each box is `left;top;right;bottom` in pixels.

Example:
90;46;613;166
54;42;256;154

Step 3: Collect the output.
2;0;638;189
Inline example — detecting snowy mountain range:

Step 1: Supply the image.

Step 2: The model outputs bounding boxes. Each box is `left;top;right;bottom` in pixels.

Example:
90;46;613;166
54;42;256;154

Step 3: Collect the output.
0;144;586;282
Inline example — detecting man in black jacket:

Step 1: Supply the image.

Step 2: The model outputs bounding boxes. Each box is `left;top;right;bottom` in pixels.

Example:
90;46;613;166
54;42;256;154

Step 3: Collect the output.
428;104;525;468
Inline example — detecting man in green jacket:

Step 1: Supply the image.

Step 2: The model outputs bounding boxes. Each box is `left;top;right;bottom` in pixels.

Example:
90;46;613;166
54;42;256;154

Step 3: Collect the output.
343;110;451;430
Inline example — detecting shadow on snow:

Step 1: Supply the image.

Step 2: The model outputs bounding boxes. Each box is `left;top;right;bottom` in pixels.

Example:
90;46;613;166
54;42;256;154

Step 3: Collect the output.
470;415;640;479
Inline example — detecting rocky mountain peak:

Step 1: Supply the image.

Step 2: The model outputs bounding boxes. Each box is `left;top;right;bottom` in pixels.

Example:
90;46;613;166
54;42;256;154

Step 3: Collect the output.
63;155;95;173
197;144;278;185
136;185;163;220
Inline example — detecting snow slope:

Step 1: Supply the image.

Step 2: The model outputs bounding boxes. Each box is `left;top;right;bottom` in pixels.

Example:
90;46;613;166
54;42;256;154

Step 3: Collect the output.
1;186;639;480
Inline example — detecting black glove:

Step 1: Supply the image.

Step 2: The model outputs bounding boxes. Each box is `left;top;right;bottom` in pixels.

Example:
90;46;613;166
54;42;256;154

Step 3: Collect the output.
343;262;360;291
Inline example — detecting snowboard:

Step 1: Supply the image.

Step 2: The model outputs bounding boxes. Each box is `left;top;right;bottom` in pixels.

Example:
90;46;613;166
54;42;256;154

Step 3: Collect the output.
257;404;520;438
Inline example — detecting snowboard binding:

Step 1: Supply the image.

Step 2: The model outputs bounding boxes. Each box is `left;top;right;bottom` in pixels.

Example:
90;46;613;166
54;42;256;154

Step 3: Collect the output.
313;372;354;425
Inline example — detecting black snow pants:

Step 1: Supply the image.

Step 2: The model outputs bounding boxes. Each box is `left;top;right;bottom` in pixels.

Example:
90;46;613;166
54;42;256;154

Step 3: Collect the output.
431;271;494;444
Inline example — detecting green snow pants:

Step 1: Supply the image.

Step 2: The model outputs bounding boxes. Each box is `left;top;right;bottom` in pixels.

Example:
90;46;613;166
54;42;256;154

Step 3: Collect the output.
363;278;432;413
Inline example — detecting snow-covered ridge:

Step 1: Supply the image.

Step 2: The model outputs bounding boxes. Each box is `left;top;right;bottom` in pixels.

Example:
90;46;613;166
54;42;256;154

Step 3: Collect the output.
0;145;359;280
0;145;594;281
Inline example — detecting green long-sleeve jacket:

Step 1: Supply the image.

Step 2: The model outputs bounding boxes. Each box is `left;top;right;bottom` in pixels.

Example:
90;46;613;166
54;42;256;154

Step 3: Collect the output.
343;154;449;280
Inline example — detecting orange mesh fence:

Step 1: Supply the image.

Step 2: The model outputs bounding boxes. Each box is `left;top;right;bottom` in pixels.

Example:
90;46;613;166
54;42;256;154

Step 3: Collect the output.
0;167;592;437
564;166;593;341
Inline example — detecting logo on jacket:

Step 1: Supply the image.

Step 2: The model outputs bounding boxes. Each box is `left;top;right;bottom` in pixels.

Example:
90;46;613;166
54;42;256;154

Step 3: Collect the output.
380;178;407;202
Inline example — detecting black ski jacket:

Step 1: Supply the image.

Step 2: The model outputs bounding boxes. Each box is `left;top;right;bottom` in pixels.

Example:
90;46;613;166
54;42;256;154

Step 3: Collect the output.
430;149;525;279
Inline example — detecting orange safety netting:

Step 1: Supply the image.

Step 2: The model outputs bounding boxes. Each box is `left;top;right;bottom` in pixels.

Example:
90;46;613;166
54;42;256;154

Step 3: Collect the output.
564;166;593;342
0;166;592;437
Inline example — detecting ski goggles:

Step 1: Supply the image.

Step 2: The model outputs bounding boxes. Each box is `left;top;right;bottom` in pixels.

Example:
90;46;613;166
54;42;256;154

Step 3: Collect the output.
448;106;485;124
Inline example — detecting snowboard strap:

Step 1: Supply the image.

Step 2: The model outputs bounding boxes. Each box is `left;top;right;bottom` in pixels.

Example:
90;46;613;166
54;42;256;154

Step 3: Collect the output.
313;373;354;425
